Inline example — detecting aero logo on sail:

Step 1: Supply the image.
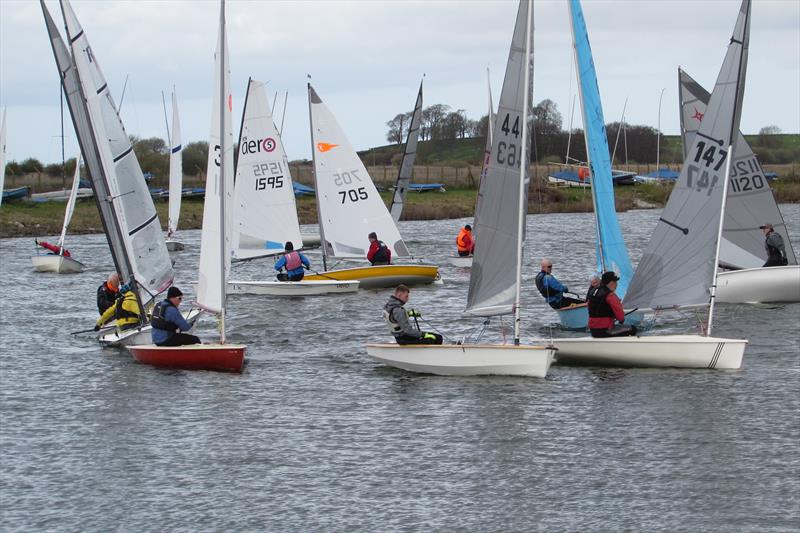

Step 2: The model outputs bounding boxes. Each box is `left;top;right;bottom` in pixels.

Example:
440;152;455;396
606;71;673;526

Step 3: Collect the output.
241;137;276;155
317;142;338;153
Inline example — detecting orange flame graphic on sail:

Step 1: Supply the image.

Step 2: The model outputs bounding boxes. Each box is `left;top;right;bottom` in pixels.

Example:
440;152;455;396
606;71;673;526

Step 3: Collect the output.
317;142;338;153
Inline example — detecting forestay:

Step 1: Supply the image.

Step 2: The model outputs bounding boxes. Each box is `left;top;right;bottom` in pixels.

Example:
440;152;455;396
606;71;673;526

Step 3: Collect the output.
465;0;532;317
56;152;82;251
625;0;750;310
308;85;409;259
678;68;795;268
197;13;234;315
232;79;303;260
168;90;182;237
61;0;173;300
569;0;634;297
389;80;423;222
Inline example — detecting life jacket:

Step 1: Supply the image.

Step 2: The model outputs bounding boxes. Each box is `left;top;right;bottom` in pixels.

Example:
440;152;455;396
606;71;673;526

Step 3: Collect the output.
151;300;180;333
97;282;118;314
587;285;614;318
114;292;140;323
535;271;561;303
284;251;302;271
372;241;390;264
383;309;403;335
765;232;785;261
456;228;472;252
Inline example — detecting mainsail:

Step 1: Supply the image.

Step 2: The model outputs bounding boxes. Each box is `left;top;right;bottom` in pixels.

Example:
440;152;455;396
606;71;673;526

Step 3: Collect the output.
56;152;82;252
308;84;410;259
389;80;423;222
465;0;532;317
0;109;6;206
569;0;635;297
625;0;751;310
232;79;303;260
197;4;234;316
168;90;182;238
59;0;173;301
678;67;795;268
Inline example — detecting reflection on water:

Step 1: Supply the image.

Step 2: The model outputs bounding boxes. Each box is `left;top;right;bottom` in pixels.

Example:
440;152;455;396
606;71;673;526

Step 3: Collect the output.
1;206;798;530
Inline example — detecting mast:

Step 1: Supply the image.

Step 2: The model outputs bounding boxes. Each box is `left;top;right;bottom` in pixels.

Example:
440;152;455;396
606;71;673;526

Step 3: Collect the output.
513;0;533;345
307;82;327;271
60;84;66;189
219;0;227;344
708;0;750;336
161;90;171;147
279;90;288;136
486;67;494;146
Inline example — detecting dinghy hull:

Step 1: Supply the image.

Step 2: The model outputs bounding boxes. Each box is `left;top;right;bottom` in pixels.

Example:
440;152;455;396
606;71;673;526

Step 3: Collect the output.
99;308;202;348
365;343;555;377
552;334;746;369
228;279;359;296
446;255;473;268
165;239;184;252
128;344;245;372
716;265;800;303
30;254;85;274
555;303;646;330
305;264;440;289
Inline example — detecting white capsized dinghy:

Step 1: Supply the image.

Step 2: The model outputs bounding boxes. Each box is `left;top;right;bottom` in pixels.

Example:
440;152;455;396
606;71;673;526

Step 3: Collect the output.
553;0;752;369
367;0;554;377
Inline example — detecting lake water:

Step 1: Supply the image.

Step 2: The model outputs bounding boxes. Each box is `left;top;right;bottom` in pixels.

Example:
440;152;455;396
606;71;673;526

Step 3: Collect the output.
1;206;799;531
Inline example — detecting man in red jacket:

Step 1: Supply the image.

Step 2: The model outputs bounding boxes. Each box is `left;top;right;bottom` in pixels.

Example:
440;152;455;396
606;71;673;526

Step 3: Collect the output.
366;232;391;265
587;271;637;338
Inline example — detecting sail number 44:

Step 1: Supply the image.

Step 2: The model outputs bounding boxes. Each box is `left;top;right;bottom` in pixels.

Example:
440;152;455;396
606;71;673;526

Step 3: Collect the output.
496;113;522;168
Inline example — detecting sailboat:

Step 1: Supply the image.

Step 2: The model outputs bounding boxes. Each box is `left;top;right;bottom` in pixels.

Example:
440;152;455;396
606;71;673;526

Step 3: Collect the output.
303;85;440;289
42;0;178;348
0;109;7;207
678;68;799;304
128;0;245;373
367;0;555;377
551;0;641;330
447;68;495;269
228;78;358;296
165;89;184;252
31;152;86;273
388;80;424;223
552;0;751;369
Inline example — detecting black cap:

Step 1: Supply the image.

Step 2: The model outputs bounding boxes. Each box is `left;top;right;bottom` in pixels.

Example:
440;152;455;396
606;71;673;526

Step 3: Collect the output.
167;286;183;298
285;241;294;251
601;271;620;284
465;224;472;231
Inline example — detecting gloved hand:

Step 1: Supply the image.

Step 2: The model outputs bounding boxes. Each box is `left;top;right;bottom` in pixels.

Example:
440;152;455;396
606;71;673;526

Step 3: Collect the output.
423;332;436;340
93;324;101;331
407;309;422;318
563;286;569;293
304;265;309;270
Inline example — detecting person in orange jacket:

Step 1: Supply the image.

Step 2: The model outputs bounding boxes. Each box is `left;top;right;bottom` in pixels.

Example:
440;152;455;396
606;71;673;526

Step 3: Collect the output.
456;224;475;257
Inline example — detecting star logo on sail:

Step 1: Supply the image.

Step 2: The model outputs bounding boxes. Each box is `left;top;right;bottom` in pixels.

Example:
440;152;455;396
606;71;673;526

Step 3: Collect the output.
317;142;338;153
692;107;704;122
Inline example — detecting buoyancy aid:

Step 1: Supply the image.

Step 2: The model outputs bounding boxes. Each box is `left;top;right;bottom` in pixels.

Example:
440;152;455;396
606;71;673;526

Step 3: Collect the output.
383;309;404;335
284;251;302;271
765;232;786;261
372;241;390;263
151;300;180;332
114;292;139;321
97;282;118;314
456;228;472;252
535;271;562;303
587;286;614;318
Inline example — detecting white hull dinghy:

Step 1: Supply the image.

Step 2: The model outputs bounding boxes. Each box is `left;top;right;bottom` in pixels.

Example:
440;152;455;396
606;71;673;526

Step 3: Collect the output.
31;254;85;273
716;265;800;304
366;343;554;377
446;255;473;268
228;279;358;296
553;335;746;369
100;308;202;348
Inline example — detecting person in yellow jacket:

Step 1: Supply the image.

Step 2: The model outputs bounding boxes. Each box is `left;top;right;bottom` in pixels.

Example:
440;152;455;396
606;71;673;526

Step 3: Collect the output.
456;224;475;257
94;284;141;332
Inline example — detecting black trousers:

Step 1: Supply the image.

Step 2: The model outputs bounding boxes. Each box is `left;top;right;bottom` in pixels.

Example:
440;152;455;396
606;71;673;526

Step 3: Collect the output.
763;257;788;267
157;333;201;347
590;325;637;338
458;250;472;257
277;272;304;281
550;296;584;309
395;332;443;345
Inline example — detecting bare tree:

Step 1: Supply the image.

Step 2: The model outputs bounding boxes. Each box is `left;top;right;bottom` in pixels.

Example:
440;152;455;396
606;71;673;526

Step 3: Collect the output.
385;113;406;144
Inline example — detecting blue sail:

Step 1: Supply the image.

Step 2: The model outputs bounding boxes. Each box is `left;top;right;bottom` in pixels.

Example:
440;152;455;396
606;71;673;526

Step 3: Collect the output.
569;0;634;297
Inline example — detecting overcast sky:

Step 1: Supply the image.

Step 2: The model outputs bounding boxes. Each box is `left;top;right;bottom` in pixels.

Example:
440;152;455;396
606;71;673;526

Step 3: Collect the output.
1;0;798;165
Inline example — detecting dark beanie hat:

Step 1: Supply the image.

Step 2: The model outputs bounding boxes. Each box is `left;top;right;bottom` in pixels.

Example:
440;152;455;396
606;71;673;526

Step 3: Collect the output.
285;241;294;251
167;286;183;298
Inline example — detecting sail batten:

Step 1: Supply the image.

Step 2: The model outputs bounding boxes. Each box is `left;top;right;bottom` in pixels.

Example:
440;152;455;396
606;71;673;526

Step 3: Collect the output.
465;0;532;318
389;80;423;222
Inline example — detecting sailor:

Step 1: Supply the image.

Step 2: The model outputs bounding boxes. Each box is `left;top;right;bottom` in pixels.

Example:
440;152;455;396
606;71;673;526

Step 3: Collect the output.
94;282;140;332
35;238;71;257
760;223;788;267
367;232;392;266
274;241;310;281
96;272;120;315
151;287;200;346
587;271;636;338
535;259;584;309
456;224;475;257
383;284;442;345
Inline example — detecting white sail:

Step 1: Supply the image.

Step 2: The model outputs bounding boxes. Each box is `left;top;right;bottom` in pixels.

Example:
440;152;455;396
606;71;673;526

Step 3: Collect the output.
465;0;532;317
60;0;173;302
389;80;423;222
168;90;182;237
625;0;750;311
308;85;409;259
232;79;303;260
197;5;234;315
56;152;82;252
678;68;796;268
0;108;6;206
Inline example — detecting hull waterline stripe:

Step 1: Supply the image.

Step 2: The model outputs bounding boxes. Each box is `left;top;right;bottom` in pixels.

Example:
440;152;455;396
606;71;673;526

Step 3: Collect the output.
113;146;133;163
129;213;158;237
